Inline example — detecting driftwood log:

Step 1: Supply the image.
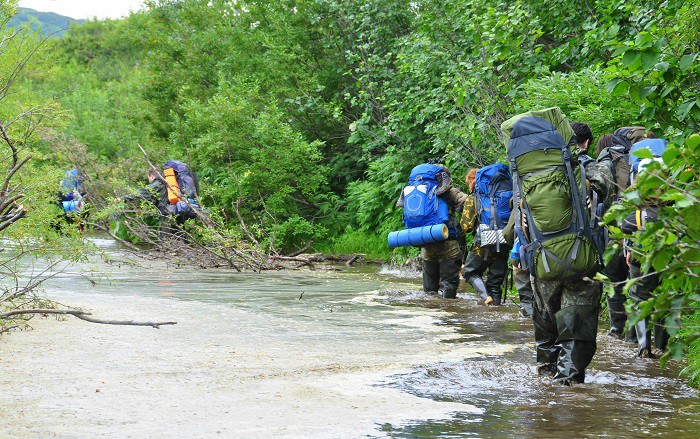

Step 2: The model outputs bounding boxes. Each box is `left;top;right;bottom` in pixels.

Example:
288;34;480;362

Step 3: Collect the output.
0;309;177;329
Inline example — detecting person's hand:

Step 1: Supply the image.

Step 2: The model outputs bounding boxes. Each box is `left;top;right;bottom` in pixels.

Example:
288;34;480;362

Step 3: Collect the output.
626;250;632;267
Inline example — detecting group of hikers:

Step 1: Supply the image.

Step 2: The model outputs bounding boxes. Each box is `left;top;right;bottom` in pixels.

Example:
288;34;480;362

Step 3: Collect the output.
56;160;201;238
391;107;668;386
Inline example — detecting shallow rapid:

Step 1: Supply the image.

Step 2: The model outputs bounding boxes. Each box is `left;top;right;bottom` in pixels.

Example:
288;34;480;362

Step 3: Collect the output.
0;238;697;438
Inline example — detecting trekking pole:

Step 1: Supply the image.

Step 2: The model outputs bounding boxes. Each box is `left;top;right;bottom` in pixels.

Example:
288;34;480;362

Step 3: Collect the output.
502;265;512;304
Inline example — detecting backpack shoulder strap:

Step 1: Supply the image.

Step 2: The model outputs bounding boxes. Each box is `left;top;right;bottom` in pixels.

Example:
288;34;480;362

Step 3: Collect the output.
635;209;642;230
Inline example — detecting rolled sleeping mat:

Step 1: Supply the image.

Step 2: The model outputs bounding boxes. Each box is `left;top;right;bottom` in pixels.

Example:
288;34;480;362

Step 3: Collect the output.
388;224;449;248
62;200;84;213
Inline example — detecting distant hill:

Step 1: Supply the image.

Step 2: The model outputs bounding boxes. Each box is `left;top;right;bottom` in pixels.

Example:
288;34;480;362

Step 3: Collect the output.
8;7;85;37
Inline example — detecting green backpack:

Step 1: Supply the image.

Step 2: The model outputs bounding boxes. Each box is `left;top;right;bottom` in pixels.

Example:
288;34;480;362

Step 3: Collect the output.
501;107;606;281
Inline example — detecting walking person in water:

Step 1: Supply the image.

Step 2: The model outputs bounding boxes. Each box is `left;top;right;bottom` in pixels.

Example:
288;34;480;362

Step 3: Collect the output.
501;110;613;385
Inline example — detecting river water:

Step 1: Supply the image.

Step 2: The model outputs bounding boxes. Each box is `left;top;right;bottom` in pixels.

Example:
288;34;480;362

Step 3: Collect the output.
0;238;698;438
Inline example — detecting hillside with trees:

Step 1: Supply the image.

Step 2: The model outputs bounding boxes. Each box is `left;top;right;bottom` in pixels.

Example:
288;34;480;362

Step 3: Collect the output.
8;7;83;36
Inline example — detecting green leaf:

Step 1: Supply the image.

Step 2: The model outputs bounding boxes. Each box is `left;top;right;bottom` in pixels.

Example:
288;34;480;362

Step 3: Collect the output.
678;100;697;120
605;78;622;94
621;50;641;68
679;53;697;71
632;147;654;159
634;32;654;49
611;79;630;96
652;248;673;272
639;85;657;99
641;50;661;69
606;25;620;39
685;134;700;149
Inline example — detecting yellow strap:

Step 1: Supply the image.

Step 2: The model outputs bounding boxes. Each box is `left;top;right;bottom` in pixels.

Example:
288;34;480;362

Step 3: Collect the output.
636;209;643;230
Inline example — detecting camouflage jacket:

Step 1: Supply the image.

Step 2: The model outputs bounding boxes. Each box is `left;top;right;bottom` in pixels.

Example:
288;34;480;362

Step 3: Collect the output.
585;160;616;214
125;179;169;214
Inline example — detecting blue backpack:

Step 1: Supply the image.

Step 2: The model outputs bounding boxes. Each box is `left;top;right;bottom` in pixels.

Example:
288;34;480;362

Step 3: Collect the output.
60;169;84;196
629;138;668;184
164;160;198;198
475;163;513;230
402;164;449;229
164;160;200;217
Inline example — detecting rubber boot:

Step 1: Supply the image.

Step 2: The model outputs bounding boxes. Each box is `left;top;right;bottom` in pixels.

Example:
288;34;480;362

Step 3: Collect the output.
422;259;440;294
440;258;461;299
606;296;627;339
514;268;534;318
467;276;492;304
624;325;638;344
533;304;558;376
653;323;670;357
485;256;507;306
553;305;599;385
635;318;653;358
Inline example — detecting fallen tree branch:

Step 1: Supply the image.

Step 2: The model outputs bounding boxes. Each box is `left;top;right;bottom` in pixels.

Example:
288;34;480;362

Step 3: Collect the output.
288;240;313;257
345;254;364;266
0;309;177;329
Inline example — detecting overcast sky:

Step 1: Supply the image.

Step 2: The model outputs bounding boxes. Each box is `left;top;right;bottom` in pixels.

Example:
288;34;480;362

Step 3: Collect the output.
18;0;147;20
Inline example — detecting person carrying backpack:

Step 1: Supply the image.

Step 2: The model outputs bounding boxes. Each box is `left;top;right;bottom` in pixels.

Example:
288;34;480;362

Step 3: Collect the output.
120;161;200;240
596;127;652;343
460;163;513;306
395;161;467;298
572;124;636;342
621;138;670;358
122;168;169;214
501;108;613;386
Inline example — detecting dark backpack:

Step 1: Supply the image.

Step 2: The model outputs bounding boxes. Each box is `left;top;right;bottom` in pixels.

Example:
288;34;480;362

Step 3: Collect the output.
474;163;513;251
501;107;606;281
401;164;450;230
599;126;649;197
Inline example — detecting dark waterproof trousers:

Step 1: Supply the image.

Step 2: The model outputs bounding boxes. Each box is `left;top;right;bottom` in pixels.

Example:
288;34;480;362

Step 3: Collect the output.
462;250;508;305
514;266;534;318
423;258;462;298
422;240;462;298
603;248;632;339
629;265;669;356
532;277;602;385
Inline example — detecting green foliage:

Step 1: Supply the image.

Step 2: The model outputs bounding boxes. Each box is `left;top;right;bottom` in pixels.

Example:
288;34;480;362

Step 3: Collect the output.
317;227;398;262
516;69;640;142
680;309;700;386
177;77;332;253
604;2;700;135
605;134;700;367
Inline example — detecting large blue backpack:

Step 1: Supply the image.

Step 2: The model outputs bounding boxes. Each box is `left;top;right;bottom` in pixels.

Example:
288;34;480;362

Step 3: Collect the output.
59;169;84;196
164;160;198;199
475;163;513;230
628;138;668;184
473;163;513;251
402;164;449;229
